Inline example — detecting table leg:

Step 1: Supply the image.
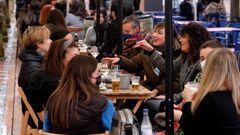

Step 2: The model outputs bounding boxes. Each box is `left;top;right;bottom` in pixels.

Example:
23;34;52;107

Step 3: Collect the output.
116;99;125;110
133;99;144;113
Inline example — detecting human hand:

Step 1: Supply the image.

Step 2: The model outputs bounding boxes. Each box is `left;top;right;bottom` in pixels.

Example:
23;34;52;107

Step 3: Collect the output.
154;95;165;100
148;89;159;99
133;40;154;52
101;57;120;66
181;87;197;102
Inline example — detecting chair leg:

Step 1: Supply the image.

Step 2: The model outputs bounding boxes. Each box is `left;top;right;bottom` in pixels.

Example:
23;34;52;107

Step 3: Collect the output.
21;111;30;135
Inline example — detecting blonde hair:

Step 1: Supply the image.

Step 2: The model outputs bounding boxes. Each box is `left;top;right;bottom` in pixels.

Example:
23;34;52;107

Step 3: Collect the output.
22;26;50;49
192;48;240;115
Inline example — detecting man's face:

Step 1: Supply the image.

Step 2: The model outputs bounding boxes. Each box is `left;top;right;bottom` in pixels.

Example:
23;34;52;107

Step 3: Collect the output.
122;22;138;35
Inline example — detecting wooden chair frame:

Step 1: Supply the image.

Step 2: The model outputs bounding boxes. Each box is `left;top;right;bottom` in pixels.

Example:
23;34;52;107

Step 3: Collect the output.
18;87;40;135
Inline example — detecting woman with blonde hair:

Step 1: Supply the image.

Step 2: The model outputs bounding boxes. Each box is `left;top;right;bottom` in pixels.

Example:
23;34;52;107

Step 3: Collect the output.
181;48;240;135
18;25;52;128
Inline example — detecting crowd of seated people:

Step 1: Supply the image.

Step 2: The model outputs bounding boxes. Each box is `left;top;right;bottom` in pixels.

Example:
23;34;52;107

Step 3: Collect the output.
16;0;240;134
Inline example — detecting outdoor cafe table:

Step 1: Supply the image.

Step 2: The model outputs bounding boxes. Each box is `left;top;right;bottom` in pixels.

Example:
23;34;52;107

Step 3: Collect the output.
100;85;152;113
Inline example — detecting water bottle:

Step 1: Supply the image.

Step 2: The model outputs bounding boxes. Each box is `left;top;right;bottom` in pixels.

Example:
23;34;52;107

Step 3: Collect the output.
141;109;153;135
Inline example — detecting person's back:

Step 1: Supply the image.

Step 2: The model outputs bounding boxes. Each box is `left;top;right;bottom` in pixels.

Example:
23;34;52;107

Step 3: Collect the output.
45;55;115;134
179;0;194;21
204;0;226;16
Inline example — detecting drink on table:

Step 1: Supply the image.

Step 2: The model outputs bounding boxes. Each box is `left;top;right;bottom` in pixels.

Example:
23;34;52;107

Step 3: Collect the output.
112;77;120;92
131;76;140;90
79;46;88;55
132;82;139;90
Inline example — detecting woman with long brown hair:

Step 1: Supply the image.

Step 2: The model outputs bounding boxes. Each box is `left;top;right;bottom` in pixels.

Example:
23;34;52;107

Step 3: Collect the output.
44;55;115;134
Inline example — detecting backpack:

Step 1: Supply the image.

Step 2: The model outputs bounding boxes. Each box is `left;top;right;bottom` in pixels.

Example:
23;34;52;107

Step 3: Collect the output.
111;109;141;135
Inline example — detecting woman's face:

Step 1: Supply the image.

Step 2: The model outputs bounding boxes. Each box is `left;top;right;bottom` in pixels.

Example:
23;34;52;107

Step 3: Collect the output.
64;33;74;43
152;28;165;47
94;13;105;24
37;38;52;55
200;47;213;61
91;66;100;85
180;34;190;53
63;47;80;67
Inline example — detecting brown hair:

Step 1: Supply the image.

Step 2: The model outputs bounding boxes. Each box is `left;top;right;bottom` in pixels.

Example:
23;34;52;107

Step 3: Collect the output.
44;39;78;76
200;39;223;50
46;9;66;29
22;25;50;49
46;55;103;127
39;4;53;25
154;22;181;49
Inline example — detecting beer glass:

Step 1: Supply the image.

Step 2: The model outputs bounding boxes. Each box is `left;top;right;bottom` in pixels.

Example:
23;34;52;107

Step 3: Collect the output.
112;77;120;92
131;76;140;90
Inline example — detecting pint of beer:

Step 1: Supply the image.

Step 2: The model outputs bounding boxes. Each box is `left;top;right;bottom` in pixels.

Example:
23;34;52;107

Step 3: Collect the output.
112;77;120;92
131;76;140;90
132;82;139;90
79;44;88;55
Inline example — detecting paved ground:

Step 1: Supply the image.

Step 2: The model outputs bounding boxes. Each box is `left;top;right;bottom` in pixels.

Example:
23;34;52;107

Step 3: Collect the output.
0;1;21;135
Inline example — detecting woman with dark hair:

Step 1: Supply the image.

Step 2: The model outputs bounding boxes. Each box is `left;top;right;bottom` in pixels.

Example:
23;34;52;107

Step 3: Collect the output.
44;55;115;134
50;29;73;42
84;9;108;47
45;9;67;34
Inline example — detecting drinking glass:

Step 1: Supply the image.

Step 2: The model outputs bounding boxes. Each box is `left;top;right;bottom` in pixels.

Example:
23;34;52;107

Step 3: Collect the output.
111;64;120;77
184;82;199;93
99;63;110;89
89;46;99;58
131;76;140;90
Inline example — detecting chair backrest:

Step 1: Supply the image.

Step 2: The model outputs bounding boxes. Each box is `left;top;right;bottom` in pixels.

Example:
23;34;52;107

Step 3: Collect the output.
18;87;39;128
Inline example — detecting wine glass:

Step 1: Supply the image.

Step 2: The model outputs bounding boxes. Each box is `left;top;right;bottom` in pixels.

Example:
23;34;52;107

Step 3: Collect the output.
99;63;110;89
89;46;99;58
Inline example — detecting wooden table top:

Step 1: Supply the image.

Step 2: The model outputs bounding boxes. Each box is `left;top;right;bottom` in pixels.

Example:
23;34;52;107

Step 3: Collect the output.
100;85;152;99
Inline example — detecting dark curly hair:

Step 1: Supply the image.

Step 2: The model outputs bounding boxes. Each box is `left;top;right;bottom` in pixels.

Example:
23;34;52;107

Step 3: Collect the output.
180;22;212;64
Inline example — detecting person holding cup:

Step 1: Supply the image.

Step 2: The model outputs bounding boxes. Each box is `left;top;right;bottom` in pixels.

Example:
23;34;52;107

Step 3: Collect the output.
154;40;224;132
181;48;240;135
